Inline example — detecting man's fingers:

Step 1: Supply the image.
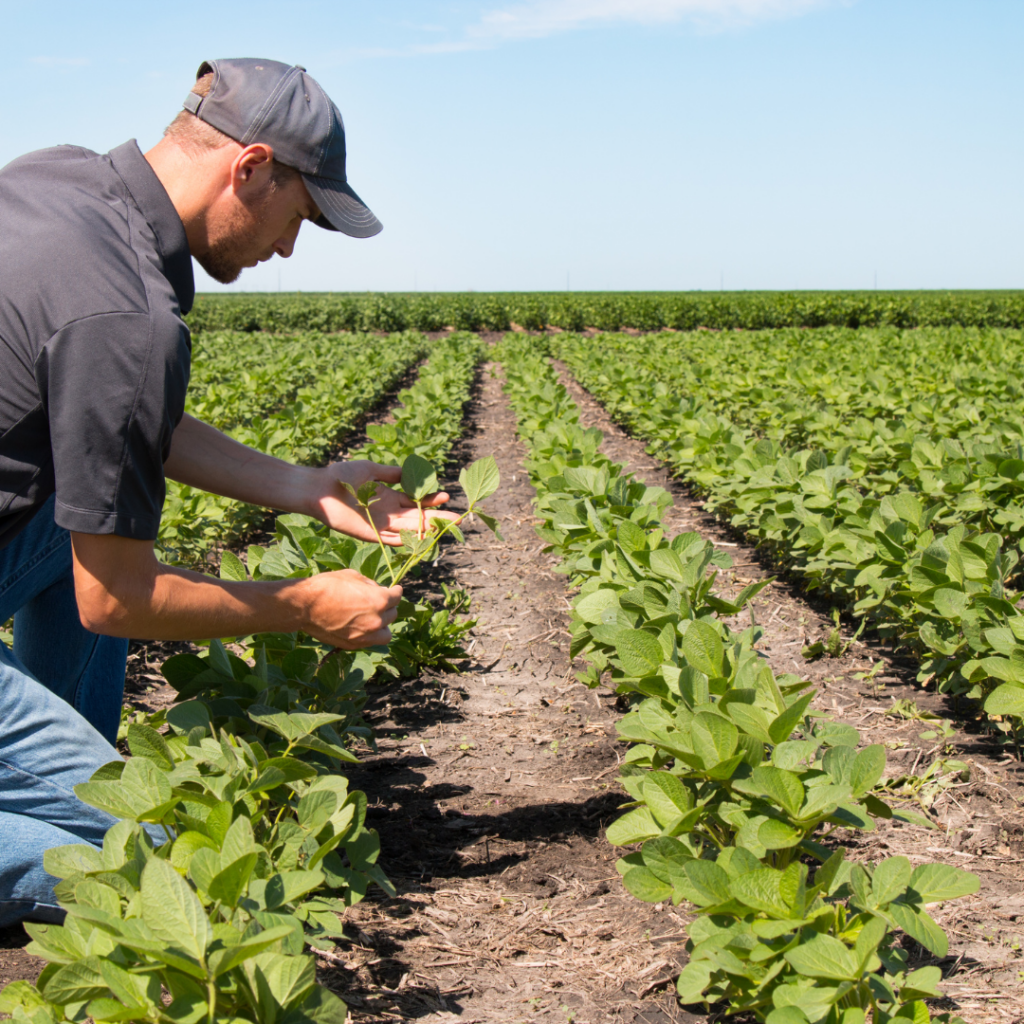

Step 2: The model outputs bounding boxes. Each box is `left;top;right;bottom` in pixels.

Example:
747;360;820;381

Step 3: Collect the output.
370;463;403;483
395;490;450;509
334;626;392;650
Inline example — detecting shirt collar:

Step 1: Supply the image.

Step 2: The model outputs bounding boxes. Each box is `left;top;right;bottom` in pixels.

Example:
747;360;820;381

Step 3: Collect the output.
108;140;195;316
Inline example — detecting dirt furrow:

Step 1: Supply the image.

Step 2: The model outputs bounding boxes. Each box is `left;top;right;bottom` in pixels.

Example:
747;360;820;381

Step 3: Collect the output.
325;364;694;1023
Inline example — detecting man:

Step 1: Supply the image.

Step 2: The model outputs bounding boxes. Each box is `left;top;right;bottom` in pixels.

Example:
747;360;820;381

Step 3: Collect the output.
0;58;449;925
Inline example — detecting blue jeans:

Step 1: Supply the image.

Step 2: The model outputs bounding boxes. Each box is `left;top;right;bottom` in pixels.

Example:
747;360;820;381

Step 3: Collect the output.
0;496;128;925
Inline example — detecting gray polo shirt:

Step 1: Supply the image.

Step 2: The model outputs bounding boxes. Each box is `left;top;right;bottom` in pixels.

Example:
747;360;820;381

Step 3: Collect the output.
0;139;194;548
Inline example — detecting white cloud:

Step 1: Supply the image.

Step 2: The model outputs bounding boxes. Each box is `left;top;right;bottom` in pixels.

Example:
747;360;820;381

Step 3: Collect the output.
341;0;843;62
466;0;841;42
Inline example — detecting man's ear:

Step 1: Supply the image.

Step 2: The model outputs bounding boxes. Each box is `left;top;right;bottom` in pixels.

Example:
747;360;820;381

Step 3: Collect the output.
232;143;275;192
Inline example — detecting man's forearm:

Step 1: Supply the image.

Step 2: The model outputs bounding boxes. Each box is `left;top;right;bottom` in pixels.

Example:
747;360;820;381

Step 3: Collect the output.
164;414;317;515
70;532;401;648
78;558;307;640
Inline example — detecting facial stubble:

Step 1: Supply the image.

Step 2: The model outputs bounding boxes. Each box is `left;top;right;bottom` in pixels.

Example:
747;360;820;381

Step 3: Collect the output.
196;187;276;285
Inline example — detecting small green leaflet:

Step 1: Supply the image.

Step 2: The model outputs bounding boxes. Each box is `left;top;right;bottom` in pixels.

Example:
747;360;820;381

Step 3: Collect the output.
400;453;438;501
459;455;500;506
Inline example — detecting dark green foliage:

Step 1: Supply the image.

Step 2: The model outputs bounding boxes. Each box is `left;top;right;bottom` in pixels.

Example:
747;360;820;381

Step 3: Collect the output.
185;291;1024;335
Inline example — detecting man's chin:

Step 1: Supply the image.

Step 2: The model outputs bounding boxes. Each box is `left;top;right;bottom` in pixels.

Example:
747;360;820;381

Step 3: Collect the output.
195;254;244;285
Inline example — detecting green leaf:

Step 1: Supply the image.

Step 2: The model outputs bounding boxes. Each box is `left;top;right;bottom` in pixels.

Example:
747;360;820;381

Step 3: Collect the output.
641;772;692;826
691;712;738;771
247;952;318;1013
900;965;943;1000
765;1009;810;1024
0;981;50;1015
681;860;731;907
42;957;109;1004
623;866;673;903
872;856;912;905
888;901;948;957
729;867;794;918
933;588;968;620
606;807;660;846
166;701;211;736
258;869;327;911
247;706;344;742
984;683;1024;718
908;863;979;904
261;756;319;784
207;925;295;977
768;692;816;744
758;818;804;850
298;789;340;835
220;814;258;865
682;621;724;677
400;453;439;501
751;766;805;817
139;856;211;964
459;455;500;505
725;702;774;745
170;832;219;874
893;1000;931;1024
219;550;248;582
675;961;713;1005
126;723;175;770
615;629;665;677
783;932;859;980
849;744;886;797
575;589;621;625
42;844;104;879
162;653;210;689
75;755;173;822
207;853;258;909
279;984;348;1024
475;511;503;539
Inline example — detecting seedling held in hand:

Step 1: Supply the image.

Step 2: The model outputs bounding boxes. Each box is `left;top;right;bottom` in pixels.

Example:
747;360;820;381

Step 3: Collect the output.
344;453;501;587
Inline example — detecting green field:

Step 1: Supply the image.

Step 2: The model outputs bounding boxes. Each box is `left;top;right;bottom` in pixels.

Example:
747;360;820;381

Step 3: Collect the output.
186;289;1024;334
9;303;1014;1024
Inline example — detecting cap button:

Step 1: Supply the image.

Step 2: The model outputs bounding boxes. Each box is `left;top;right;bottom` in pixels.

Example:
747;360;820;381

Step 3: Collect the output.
295;64;307;71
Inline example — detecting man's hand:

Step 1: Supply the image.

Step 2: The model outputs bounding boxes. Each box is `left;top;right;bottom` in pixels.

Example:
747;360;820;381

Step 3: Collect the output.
300;570;403;648
310;460;459;545
165;416;458;546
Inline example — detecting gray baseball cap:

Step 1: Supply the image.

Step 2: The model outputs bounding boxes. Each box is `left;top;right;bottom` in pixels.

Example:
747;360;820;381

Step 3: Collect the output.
183;58;382;238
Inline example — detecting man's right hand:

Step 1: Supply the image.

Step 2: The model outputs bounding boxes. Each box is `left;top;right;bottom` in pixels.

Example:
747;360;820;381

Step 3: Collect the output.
298;570;402;648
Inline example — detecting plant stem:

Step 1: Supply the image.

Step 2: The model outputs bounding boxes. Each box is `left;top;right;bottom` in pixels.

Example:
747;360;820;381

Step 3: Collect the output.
360;494;395;583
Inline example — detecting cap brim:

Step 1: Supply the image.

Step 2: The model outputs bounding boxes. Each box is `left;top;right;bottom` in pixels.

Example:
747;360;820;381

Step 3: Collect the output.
303;175;382;238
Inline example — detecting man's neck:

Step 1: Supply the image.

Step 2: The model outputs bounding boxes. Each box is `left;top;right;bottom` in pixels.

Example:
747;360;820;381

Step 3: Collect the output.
144;138;233;255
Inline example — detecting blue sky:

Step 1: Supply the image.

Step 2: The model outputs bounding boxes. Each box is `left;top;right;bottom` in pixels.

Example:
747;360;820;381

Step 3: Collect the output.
1;1;1021;293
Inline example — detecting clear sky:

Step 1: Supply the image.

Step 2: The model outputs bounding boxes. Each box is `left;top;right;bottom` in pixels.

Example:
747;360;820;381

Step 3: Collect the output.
2;1;1021;293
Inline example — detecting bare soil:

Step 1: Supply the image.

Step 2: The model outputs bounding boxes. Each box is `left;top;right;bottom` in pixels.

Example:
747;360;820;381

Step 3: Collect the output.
4;347;1023;1024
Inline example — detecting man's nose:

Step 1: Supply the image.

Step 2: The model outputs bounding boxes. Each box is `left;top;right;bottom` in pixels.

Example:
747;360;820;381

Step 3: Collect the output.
274;221;302;259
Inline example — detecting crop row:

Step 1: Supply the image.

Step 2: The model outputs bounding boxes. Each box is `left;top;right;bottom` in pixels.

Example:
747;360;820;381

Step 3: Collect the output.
496;334;974;1024
553;328;1024;737
184;291;1024;336
159;331;427;566
186;331;373;432
0;339;492;1024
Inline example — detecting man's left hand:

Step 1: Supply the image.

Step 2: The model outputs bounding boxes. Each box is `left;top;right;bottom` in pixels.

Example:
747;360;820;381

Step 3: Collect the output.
310;460;458;545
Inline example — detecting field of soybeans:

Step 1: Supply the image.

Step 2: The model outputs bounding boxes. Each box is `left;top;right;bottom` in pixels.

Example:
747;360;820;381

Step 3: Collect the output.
6;292;1024;1024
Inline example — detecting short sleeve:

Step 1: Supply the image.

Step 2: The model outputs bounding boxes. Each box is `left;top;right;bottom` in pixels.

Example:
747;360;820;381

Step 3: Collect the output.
36;310;191;539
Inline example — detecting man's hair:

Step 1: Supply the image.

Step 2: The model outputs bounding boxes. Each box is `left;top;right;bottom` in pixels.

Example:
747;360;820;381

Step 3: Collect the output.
164;72;300;189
